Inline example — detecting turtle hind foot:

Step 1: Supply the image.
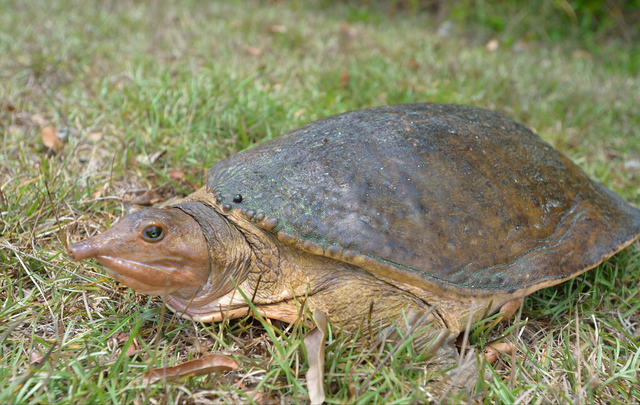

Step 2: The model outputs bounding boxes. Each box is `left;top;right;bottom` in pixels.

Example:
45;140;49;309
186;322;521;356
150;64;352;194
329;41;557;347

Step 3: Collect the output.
425;343;485;400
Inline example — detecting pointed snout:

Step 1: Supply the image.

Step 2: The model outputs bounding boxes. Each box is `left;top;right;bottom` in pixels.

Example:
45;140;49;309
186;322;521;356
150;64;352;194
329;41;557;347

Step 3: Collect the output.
68;239;100;261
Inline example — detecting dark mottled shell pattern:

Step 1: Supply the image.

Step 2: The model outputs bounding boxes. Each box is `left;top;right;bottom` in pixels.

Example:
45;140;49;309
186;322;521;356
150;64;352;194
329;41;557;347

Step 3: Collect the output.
206;104;640;295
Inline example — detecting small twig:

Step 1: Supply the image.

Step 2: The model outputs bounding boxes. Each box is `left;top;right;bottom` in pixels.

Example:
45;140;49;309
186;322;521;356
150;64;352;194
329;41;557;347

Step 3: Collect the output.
107;146;117;197
287;283;308;333
82;287;94;323
574;306;582;403
510;288;528;389
367;300;375;346
185;98;198;137
245;273;263;318
512;386;539;404
28;196;45;250
173;283;205;321
438;301;478;402
43;173;65;249
223;283;238;326
458;301;476;367
377;319;398;354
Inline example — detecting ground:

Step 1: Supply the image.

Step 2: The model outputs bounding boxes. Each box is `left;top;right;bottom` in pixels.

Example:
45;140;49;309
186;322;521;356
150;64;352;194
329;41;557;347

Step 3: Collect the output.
1;0;639;403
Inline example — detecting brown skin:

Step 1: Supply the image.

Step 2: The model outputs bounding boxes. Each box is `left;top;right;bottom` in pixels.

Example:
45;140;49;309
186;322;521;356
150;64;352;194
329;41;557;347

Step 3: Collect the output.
69;203;477;372
69;209;211;297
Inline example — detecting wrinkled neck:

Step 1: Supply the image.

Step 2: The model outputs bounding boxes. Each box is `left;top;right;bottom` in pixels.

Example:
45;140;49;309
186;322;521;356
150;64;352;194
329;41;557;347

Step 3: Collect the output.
172;201;253;305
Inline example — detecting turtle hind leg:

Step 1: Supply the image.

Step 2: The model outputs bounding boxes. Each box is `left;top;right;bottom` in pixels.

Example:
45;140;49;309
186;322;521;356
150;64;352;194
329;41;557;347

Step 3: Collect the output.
281;253;483;393
412;337;481;398
303;270;481;394
411;323;481;396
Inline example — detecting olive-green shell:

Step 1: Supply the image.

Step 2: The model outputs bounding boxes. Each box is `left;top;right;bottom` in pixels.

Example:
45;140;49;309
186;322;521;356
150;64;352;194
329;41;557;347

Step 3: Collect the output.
207;104;640;295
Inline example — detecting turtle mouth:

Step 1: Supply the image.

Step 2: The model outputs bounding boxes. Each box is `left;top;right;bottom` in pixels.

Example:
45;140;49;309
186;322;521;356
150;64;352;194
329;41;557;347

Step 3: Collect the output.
95;255;182;296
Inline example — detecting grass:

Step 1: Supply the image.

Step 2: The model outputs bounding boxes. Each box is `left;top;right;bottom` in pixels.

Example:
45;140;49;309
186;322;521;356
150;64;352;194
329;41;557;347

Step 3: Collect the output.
1;0;639;403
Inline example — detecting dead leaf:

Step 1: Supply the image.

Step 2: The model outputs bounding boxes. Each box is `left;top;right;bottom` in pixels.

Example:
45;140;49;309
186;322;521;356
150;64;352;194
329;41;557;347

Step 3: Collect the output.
340;22;356;38
294;109;305;118
157;195;187;208
407;57;419;71
125;185;182;206
484;342;515;364
88;132;103;142
29;348;44;364
2;102;16;112
126;339;140;357
168;170;186;181
242;390;273;403
235;377;249;390
572;49;592;60
485;38;499;52
245;46;261;57
130;189;163;206
143;354;239;385
455;332;471;349
31;113;47;127
112;332;140;357
41;126;62;151
305;309;328;405
269;24;286;33
92;188;103;200
339;70;350;89
167;171;199;191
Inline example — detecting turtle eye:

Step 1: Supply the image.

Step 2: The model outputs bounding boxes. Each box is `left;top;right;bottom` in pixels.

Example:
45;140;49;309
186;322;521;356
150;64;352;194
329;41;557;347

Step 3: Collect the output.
141;225;165;242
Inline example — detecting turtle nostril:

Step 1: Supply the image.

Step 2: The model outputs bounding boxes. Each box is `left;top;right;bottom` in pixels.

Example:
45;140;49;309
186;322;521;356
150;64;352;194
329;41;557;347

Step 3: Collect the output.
68;240;99;261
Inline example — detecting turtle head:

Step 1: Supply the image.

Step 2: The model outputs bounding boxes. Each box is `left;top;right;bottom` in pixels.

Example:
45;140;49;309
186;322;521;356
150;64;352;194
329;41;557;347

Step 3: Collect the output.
68;208;211;297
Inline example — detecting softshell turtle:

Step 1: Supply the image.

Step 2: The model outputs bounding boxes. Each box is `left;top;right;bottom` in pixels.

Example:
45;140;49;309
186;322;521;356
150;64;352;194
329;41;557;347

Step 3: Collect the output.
69;103;640;379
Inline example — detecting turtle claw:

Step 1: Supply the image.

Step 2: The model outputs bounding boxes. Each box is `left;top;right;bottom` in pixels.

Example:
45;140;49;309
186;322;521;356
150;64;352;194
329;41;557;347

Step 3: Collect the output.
427;350;482;400
498;298;523;321
450;350;481;390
